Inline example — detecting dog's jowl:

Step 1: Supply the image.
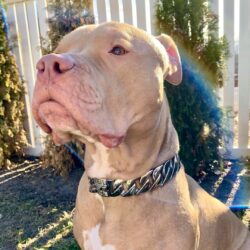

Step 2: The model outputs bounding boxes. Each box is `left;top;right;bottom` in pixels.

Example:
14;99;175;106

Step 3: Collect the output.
32;22;250;250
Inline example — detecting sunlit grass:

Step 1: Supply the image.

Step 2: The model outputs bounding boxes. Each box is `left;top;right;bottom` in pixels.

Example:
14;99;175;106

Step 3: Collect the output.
16;211;78;249
1;158;248;249
242;209;250;228
226;168;247;205
209;167;231;196
0;162;40;179
0;159;82;249
0;162;41;185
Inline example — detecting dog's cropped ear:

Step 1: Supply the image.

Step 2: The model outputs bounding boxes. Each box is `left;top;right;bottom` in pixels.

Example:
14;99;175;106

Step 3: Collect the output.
156;34;182;85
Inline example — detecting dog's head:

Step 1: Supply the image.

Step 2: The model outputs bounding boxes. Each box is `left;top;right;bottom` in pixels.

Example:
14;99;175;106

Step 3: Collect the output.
32;22;182;148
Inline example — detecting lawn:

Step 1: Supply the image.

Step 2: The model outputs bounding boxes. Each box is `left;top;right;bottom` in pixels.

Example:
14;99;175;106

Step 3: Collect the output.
0;158;82;250
0;157;249;249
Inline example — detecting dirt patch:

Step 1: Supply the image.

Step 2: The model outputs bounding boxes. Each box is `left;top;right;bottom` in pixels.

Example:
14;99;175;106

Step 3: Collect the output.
0;158;83;250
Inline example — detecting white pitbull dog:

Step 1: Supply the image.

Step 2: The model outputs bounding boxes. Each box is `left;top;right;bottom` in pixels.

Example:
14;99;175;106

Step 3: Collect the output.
32;22;250;250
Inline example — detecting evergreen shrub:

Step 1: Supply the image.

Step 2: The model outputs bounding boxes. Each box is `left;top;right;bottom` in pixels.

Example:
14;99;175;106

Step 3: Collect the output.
156;0;230;176
0;11;26;168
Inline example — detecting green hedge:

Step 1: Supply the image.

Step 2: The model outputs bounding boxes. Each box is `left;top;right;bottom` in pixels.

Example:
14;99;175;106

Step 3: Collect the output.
156;0;230;176
0;11;26;168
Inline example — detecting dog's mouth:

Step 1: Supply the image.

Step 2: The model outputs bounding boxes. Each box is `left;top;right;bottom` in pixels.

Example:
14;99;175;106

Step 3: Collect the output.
36;99;125;148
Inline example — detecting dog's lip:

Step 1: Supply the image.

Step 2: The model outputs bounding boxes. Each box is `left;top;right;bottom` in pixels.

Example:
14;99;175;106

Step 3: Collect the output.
98;134;125;148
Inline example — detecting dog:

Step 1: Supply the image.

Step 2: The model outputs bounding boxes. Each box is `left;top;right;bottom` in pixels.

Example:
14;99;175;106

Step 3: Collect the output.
32;22;250;250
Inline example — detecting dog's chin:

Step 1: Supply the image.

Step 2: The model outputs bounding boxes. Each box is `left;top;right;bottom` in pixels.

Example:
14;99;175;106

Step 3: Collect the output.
73;132;125;148
98;134;125;148
51;130;72;145
49;129;125;149
38;101;125;148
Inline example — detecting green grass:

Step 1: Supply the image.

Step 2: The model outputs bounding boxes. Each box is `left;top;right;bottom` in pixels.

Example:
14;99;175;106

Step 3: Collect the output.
1;158;249;249
0;159;83;249
16;211;80;250
233;209;250;229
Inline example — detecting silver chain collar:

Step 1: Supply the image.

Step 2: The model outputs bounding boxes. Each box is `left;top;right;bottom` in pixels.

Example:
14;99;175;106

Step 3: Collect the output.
88;154;181;197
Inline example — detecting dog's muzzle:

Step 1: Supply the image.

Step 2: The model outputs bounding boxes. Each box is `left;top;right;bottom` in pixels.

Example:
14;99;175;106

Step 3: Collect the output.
88;154;181;197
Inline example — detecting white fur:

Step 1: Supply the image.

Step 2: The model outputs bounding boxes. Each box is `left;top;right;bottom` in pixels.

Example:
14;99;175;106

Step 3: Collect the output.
71;130;112;177
83;224;115;250
71;130;96;143
88;142;112;178
82;134;96;144
95;194;105;212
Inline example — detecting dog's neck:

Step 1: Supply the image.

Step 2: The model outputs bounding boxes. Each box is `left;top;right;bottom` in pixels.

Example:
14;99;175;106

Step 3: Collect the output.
83;98;179;180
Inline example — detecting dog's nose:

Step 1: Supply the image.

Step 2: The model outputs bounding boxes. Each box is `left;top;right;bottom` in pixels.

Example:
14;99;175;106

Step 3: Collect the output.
36;54;75;81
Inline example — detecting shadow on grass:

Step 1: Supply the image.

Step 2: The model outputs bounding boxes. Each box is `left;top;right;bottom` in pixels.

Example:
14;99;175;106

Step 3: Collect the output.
1;158;249;249
200;161;250;206
0;158;83;250
200;160;250;228
17;211;80;250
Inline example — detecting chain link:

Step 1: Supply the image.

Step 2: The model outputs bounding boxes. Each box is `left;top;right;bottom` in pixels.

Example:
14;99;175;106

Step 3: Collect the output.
88;155;181;197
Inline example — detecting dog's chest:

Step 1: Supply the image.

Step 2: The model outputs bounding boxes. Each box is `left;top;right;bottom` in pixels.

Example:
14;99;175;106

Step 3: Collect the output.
82;224;115;250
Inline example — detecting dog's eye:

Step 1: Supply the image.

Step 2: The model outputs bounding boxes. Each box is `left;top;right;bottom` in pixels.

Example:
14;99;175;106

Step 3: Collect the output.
109;46;128;56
